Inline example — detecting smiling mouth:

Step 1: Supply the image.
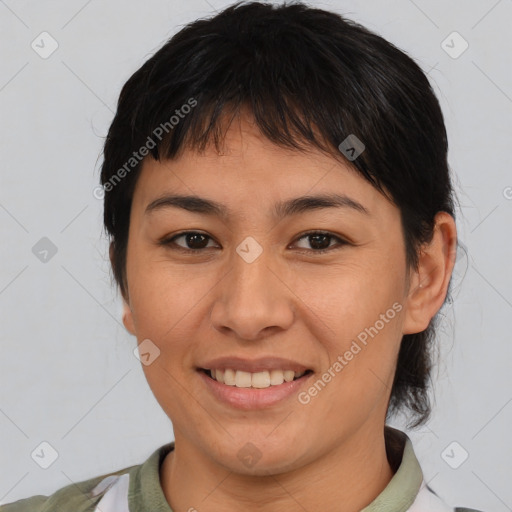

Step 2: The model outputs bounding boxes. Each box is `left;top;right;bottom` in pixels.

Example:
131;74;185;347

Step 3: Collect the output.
200;368;314;389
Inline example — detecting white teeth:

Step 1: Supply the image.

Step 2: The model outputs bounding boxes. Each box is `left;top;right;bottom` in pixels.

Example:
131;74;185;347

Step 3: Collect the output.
283;370;295;382
269;369;284;386
252;371;271;388
208;369;308;388
215;369;224;384
224;369;236;386
235;370;252;388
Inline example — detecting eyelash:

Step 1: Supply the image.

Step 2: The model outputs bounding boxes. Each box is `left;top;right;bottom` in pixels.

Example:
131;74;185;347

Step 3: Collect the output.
158;230;349;255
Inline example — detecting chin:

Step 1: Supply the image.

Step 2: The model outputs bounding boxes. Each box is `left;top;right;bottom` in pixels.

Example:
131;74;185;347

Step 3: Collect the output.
227;450;304;476
211;434;309;476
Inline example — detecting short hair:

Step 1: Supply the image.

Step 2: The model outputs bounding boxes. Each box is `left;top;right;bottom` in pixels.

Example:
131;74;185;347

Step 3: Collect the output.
100;0;457;428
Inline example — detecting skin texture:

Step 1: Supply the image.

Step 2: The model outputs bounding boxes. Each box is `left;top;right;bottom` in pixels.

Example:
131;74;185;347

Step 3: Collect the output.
116;111;457;512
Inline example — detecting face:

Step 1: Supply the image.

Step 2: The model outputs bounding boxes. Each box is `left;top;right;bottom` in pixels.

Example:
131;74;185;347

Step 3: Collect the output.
121;112;419;475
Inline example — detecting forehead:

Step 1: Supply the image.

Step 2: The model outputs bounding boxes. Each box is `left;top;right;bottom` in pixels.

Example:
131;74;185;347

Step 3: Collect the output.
131;114;396;224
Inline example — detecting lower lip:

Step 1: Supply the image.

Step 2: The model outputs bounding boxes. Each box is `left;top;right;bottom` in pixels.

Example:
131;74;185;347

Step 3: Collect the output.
198;370;313;410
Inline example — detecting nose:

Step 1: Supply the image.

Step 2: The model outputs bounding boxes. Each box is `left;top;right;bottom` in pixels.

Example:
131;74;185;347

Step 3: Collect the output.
210;244;295;341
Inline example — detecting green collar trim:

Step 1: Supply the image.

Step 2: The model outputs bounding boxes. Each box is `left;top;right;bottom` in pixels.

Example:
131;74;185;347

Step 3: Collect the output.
128;441;174;511
361;427;424;511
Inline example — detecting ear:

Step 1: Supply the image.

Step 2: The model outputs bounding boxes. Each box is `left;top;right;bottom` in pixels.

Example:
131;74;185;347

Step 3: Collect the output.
121;297;136;336
402;211;457;335
109;241;136;336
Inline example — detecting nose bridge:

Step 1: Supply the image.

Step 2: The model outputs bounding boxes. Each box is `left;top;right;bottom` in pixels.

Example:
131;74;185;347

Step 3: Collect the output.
210;237;293;339
230;237;277;309
233;239;272;296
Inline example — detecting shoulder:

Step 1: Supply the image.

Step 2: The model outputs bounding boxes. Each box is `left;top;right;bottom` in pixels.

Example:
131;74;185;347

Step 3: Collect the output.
0;464;138;512
385;427;486;512
410;482;486;512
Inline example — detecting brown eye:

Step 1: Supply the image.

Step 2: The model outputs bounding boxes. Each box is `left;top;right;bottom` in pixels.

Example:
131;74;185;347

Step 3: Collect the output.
292;231;348;253
159;230;348;255
160;231;219;252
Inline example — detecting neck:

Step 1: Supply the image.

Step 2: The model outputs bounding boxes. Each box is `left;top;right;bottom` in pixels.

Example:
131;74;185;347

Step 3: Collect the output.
160;424;396;512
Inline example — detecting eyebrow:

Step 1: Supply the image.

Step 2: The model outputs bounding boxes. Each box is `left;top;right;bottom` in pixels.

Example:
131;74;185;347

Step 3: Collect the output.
145;193;370;219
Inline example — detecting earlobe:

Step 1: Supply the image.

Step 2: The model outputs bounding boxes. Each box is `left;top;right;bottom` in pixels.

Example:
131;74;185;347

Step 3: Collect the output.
402;211;457;335
110;241;136;336
122;298;136;336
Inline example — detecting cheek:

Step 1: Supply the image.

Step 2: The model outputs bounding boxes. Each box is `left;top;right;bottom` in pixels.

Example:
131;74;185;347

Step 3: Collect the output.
295;260;402;343
299;262;405;408
313;312;403;434
127;256;208;338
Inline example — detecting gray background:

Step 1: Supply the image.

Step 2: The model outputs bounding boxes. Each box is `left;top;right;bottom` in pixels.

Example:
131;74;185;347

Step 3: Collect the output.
0;0;511;509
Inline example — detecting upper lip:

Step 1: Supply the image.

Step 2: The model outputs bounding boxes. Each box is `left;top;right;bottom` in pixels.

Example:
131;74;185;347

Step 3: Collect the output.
198;356;312;373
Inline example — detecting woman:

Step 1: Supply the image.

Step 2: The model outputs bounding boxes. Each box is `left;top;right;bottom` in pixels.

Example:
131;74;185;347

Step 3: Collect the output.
1;1;484;511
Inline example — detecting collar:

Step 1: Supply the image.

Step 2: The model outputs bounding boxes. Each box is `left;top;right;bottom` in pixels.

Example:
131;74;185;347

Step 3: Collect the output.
361;426;424;511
